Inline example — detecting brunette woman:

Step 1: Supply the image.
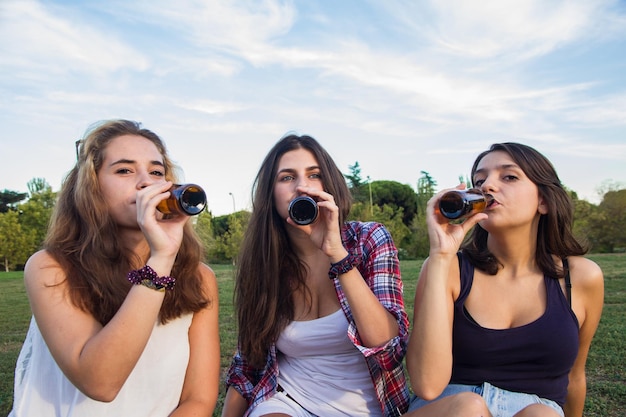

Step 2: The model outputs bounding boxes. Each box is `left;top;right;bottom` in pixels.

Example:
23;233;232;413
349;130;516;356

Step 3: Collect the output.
222;134;409;417
405;143;604;417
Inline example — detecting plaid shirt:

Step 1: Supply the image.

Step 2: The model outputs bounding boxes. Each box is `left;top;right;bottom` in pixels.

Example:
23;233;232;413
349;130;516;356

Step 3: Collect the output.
225;221;410;417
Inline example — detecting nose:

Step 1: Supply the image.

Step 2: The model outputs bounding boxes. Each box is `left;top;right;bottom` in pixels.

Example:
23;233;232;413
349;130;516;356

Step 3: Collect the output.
136;172;155;190
296;176;309;191
479;175;496;193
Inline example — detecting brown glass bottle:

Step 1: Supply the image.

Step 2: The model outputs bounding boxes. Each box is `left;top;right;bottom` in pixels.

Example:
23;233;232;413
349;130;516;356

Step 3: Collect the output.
438;189;490;220
288;196;318;225
157;184;207;216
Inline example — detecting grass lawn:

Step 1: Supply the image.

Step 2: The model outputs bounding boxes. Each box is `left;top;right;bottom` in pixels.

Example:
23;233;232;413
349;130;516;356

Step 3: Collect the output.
1;254;625;416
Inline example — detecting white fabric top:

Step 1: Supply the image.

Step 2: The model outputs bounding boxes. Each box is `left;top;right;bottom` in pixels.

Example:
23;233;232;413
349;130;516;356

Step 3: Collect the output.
10;313;193;417
276;309;381;417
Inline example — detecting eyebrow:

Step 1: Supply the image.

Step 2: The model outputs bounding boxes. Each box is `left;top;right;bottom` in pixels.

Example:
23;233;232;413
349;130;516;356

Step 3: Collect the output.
276;165;320;175
109;158;165;168
474;163;520;176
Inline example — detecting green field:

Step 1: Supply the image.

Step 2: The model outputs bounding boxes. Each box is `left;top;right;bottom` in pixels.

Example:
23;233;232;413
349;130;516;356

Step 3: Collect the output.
1;254;625;416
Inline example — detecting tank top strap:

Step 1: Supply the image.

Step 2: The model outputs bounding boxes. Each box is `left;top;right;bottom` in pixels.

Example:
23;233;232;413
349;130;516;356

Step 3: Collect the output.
456;251;474;304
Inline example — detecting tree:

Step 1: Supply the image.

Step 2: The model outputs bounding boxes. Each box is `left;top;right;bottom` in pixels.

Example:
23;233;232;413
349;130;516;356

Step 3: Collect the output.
0;189;28;213
345;161;367;203
18;178;57;253
209;211;250;263
0;210;34;271
370;180;418;226
588;189;626;252
416;171;437;218
345;161;364;189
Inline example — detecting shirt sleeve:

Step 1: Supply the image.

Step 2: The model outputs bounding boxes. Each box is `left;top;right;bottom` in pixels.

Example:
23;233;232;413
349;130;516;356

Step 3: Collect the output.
341;222;409;372
224;348;261;402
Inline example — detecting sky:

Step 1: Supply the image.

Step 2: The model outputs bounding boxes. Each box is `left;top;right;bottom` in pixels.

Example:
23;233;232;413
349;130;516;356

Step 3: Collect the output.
1;0;625;216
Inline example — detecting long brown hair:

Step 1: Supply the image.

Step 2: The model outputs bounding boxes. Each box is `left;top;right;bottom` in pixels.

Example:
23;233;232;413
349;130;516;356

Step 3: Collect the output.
45;119;209;324
235;134;352;367
462;142;587;277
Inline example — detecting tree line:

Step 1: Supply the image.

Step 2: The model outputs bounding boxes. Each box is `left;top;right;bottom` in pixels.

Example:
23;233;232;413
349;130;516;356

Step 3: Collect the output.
1;166;625;271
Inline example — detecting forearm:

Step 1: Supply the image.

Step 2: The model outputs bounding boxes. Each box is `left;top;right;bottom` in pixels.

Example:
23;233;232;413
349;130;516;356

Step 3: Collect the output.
406;255;455;399
170;398;217;417
339;268;400;346
221;387;249;417
563;375;586;417
72;285;165;399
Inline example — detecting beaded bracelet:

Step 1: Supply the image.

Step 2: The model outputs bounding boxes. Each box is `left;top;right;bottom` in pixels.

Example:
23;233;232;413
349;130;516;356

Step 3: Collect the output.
127;265;176;292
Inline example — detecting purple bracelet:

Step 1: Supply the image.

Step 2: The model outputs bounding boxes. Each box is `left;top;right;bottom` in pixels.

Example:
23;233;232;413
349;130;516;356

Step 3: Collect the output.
127;265;176;291
328;253;360;280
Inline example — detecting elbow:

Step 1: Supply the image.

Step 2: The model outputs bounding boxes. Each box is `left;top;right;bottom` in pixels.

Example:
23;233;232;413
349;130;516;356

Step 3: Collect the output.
410;382;445;402
406;361;448;401
77;379;124;403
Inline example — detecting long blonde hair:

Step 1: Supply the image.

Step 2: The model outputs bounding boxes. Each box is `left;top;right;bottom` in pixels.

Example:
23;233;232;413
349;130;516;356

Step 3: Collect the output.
45;119;209;324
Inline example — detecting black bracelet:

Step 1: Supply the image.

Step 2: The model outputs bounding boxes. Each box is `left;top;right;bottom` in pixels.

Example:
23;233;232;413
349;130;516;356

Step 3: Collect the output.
127;265;176;292
328;253;360;280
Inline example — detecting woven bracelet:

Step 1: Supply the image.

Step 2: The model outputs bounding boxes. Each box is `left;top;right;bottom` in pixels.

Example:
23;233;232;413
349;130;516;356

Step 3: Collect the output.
127;265;176;292
328;253;360;280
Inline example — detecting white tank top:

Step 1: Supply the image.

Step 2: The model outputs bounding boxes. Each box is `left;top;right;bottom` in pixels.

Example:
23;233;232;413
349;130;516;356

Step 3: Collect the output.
10;314;192;417
276;309;382;416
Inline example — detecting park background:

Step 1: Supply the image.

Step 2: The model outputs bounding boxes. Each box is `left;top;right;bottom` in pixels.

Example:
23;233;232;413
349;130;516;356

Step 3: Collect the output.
2;0;626;415
1;171;626;415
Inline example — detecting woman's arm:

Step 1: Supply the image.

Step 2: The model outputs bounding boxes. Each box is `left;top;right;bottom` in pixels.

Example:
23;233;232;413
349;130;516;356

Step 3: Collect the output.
25;182;189;401
171;263;220;416
563;256;604;417
25;250;172;401
337;223;405;349
221;386;249;417
405;189;485;400
405;255;458;400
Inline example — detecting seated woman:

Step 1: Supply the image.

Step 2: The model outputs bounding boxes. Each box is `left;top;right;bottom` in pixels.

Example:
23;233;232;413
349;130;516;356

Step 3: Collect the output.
221;134;410;417
404;142;604;417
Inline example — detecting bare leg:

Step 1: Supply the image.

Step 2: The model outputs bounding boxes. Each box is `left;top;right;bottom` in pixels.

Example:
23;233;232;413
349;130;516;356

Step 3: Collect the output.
403;392;493;417
513;404;562;417
259;414;292;417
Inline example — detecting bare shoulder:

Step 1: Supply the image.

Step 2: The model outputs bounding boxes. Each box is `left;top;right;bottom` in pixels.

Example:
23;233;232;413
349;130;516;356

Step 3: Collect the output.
23;250;67;289
567;256;604;289
197;262;218;299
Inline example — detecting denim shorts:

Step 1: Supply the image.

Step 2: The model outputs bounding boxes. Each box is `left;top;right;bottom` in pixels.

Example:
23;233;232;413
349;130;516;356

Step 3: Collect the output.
407;382;564;417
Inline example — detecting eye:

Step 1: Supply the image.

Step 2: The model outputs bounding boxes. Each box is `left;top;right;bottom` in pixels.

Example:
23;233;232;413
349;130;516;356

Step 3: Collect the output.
151;170;165;177
503;174;518;181
309;172;322;179
279;174;294;182
115;168;132;174
474;178;485;186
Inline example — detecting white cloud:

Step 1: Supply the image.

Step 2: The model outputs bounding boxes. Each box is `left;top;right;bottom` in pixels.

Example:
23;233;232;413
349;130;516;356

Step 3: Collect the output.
0;0;149;76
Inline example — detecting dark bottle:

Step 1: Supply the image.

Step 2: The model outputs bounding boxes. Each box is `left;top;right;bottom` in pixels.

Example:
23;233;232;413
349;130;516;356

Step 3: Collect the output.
157;183;207;216
438;189;490;220
288;196;318;225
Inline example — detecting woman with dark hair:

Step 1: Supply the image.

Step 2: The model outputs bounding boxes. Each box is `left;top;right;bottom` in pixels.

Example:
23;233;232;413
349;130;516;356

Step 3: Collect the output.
10;119;220;416
222;134;409;417
404;143;604;417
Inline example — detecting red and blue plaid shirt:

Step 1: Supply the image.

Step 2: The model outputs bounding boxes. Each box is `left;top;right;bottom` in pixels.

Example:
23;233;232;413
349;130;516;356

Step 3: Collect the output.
225;221;410;416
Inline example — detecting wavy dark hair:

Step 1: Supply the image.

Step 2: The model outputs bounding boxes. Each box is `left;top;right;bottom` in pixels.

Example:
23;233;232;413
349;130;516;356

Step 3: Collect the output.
44;119;209;325
235;134;352;367
462;142;587;278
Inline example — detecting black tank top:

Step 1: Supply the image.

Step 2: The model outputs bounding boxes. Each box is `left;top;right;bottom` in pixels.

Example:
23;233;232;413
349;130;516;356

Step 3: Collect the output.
450;252;579;406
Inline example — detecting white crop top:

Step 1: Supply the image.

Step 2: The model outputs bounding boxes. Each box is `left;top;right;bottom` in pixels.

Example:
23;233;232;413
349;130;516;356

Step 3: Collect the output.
275;309;382;416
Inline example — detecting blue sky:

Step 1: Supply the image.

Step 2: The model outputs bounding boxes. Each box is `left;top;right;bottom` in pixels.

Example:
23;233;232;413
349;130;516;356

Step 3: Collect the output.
2;0;625;216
